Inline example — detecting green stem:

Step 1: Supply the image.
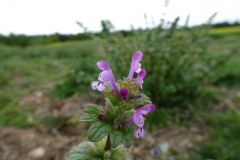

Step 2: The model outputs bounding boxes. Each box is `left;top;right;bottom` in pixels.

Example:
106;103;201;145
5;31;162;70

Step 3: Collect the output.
104;134;111;151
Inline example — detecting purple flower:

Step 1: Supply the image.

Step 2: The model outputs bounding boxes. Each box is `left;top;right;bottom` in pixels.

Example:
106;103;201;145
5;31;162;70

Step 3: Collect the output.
91;60;119;94
128;51;143;79
120;88;129;99
130;104;156;138
136;69;146;88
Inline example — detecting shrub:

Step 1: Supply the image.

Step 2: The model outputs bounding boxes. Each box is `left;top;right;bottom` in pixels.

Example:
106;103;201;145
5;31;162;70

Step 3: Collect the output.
102;18;229;109
52;41;102;98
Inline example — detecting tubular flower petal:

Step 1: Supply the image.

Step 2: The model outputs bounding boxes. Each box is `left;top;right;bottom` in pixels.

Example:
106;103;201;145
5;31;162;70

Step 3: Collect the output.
136;69;147;88
132;51;143;62
132;113;144;127
98;71;111;82
96;60;110;71
128;51;143;79
136;104;156;115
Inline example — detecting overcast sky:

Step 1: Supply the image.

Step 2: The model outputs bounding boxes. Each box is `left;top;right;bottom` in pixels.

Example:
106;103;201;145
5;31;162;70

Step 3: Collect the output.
0;0;239;35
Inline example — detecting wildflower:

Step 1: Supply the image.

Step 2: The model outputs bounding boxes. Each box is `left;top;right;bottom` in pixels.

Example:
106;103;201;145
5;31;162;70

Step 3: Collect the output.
91;60;119;94
131;104;156;138
128;51;143;79
120;88;129;99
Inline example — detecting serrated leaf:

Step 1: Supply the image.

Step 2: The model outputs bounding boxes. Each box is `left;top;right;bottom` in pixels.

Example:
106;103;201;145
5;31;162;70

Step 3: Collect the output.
88;122;112;142
80;104;102;122
111;147;133;160
110;131;123;148
65;141;99;160
110;126;134;148
122;127;134;148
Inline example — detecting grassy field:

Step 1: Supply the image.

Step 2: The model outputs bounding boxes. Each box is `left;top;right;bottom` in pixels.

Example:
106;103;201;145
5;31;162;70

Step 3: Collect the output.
210;26;240;34
0;30;240;159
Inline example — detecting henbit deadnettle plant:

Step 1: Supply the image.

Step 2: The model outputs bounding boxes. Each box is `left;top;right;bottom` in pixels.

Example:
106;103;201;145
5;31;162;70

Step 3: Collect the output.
66;51;155;160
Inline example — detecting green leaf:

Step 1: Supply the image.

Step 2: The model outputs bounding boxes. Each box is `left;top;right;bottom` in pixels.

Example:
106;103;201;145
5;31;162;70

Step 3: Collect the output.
110;131;123;148
65;141;99;160
122;126;134;148
80;104;102;122
110;147;133;160
87;122;112;142
110;126;134;148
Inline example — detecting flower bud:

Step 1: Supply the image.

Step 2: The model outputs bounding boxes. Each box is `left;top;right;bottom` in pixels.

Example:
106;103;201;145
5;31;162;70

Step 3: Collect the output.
120;88;129;99
97;114;105;120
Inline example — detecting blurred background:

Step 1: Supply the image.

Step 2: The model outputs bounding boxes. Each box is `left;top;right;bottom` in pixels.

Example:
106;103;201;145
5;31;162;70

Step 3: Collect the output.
0;0;240;160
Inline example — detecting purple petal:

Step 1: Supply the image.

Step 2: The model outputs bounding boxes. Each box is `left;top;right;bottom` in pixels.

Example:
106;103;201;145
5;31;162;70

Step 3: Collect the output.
128;62;142;79
97;83;106;91
91;81;99;90
128;51;143;79
136;69;146;87
108;70;119;94
132;51;143;62
95;60;119;94
136;104;156;115
96;60;110;71
144;104;156;111
136;69;146;82
91;81;106;91
134;63;142;73
134;127;144;138
132;112;144;127
98;71;111;82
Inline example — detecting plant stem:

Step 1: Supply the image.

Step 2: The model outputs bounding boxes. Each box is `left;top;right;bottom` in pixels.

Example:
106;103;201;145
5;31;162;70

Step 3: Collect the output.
104;134;111;151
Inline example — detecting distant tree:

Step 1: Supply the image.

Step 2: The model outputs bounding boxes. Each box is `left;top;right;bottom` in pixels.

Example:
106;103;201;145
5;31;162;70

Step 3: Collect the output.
101;20;114;34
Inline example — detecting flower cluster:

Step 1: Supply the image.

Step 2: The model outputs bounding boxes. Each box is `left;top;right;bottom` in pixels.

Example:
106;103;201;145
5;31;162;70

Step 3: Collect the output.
91;51;155;138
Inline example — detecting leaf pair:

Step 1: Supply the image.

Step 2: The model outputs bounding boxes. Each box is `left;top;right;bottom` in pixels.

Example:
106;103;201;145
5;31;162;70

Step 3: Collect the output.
87;121;134;148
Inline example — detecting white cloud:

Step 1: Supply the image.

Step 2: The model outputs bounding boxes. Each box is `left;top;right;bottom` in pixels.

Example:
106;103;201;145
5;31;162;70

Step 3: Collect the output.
0;0;239;35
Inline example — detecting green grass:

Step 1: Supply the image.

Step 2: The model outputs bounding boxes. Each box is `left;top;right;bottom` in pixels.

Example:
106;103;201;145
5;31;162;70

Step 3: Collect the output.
210;26;240;34
0;103;34;128
193;109;240;160
0;40;100;128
